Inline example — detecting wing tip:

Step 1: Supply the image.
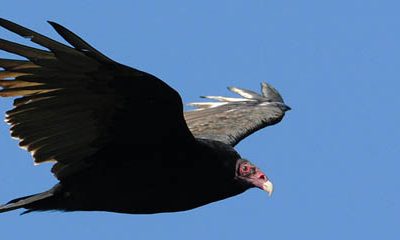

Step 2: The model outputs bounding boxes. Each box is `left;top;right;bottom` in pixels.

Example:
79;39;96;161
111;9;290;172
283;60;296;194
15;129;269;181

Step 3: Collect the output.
0;18;14;28
47;21;62;31
188;82;291;111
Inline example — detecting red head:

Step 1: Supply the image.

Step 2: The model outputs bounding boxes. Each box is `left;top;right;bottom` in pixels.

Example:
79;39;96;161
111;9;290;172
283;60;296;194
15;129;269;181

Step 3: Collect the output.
235;159;273;196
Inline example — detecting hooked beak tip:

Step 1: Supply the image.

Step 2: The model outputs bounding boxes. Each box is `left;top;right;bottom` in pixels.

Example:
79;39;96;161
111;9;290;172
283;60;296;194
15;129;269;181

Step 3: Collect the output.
262;180;274;197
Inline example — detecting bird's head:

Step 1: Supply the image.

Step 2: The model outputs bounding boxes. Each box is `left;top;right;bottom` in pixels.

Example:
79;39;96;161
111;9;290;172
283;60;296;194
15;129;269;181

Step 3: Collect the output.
235;159;273;196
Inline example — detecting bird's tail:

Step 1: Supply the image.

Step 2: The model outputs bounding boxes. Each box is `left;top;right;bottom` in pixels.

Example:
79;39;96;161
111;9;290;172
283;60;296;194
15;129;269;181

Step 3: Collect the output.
0;189;55;214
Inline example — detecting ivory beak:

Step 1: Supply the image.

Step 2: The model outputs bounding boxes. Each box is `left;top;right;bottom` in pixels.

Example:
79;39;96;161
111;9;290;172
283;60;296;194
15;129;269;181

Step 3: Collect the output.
262;180;274;197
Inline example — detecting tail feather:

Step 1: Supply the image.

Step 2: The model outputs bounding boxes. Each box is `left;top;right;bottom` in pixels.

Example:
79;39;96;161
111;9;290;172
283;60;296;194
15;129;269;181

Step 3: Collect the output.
0;190;54;214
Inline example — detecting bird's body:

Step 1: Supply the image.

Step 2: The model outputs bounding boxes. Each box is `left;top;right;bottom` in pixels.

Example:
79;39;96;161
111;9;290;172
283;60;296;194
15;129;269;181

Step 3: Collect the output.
20;139;242;214
0;19;289;215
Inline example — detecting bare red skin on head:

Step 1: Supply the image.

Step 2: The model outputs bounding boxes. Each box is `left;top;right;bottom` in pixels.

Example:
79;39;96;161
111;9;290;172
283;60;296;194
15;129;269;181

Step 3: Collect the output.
236;160;269;190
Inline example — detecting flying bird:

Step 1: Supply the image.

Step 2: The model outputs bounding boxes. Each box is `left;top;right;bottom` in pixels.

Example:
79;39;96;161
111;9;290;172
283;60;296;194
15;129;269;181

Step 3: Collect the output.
0;19;290;214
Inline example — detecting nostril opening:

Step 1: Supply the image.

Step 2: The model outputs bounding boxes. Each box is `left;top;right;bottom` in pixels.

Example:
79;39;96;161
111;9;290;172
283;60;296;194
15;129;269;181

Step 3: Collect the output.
259;174;266;180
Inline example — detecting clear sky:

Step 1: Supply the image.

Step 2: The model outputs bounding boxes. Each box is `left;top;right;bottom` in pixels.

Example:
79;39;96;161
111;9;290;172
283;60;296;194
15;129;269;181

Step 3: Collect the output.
0;1;398;239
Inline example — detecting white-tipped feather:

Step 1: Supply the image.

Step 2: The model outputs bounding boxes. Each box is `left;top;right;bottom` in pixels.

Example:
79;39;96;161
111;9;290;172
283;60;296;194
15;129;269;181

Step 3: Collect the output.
188;82;287;112
188;86;262;111
259;102;275;106
228;87;258;99
201;96;250;102
188;102;229;110
10;135;21;141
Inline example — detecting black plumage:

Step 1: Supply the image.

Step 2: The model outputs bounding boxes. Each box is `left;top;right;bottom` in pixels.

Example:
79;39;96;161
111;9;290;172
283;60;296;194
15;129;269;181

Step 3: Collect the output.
0;19;290;214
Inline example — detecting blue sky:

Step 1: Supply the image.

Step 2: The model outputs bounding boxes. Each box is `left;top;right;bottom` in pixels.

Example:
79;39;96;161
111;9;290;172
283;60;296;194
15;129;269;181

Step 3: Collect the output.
0;0;398;239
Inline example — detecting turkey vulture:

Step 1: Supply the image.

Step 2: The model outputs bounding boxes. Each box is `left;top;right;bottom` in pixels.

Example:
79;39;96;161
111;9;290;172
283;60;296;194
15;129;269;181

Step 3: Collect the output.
0;19;290;214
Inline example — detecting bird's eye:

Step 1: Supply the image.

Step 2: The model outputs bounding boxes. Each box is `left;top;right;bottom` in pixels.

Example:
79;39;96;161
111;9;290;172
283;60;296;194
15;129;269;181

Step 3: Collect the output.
241;165;248;172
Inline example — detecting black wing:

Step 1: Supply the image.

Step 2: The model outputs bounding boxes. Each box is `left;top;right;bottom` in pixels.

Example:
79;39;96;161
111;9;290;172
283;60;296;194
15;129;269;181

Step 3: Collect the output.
0;19;195;179
184;82;290;146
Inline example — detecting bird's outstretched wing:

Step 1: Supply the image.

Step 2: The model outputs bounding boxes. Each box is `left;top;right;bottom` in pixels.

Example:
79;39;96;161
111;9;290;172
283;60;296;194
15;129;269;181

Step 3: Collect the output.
0;19;194;180
184;82;290;146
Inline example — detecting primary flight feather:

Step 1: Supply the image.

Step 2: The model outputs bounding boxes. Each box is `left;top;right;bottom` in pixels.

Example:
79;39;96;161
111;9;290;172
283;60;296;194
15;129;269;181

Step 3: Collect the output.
0;19;290;214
